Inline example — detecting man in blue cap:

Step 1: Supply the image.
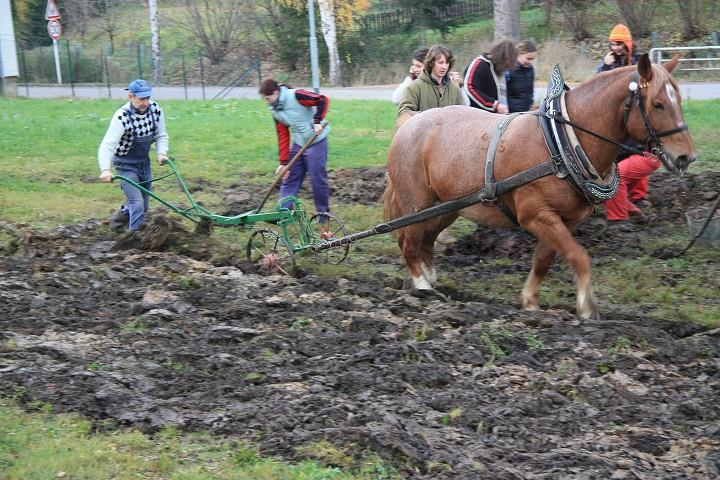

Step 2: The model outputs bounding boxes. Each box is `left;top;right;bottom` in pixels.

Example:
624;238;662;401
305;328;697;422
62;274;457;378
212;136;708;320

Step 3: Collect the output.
98;79;169;232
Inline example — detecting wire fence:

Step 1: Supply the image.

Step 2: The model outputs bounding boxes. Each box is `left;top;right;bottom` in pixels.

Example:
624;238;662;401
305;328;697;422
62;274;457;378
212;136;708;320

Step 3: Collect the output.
16;41;262;99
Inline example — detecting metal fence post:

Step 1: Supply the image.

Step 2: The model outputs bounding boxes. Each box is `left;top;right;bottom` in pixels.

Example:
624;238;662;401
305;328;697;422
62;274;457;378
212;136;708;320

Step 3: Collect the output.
20;50;29;96
137;43;143;79
652;32;659;49
0;38;5;96
199;55;205;100
101;52;110;99
257;58;262;85
713;32;719;46
66;40;75;97
181;55;188;100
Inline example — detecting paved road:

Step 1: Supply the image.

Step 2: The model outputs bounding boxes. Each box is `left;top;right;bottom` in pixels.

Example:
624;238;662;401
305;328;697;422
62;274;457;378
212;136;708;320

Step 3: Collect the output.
14;82;720;101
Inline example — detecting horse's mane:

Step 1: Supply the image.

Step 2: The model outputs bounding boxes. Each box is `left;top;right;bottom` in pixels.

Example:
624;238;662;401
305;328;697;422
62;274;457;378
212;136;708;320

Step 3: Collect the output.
569;62;677;110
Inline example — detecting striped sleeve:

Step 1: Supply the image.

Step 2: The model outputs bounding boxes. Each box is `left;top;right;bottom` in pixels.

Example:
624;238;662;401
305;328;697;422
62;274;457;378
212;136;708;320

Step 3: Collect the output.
275;119;291;163
463;57;498;111
294;89;329;123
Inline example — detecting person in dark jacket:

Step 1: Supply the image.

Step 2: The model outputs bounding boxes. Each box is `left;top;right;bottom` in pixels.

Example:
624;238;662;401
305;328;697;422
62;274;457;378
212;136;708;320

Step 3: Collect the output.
597;23;642;73
463;40;518;113
506;40;537;113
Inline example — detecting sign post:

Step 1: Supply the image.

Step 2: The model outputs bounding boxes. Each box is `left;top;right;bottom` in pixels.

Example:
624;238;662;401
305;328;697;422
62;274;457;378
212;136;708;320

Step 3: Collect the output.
45;0;62;84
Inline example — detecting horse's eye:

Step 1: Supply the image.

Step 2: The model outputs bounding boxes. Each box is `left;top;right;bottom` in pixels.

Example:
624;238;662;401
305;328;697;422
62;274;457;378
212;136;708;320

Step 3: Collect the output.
653;102;664;110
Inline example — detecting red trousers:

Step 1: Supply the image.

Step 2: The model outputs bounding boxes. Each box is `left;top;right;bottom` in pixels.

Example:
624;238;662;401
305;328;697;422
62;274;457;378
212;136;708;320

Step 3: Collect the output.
605;153;660;220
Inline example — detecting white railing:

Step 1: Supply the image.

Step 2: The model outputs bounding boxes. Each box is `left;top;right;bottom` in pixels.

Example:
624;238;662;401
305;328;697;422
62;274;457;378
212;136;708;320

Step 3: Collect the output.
649;46;720;72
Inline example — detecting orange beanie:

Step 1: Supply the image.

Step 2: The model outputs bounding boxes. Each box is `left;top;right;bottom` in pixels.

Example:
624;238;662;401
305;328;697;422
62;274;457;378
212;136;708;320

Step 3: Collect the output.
609;24;633;56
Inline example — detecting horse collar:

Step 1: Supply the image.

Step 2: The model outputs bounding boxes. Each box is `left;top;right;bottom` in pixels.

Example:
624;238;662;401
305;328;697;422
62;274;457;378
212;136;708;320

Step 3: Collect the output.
541;92;620;204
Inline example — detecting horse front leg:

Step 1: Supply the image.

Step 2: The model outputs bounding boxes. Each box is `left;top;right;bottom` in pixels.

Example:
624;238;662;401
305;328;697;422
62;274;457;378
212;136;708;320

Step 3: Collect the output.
522;241;557;311
524;213;599;320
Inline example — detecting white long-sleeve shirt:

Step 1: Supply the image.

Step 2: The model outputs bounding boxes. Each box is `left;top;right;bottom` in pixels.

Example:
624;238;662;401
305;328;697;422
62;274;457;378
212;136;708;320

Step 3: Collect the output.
391;76;414;104
98;102;169;172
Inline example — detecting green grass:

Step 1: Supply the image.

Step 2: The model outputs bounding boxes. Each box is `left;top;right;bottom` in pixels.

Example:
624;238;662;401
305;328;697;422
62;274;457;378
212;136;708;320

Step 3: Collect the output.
0;98;396;226
0;399;395;479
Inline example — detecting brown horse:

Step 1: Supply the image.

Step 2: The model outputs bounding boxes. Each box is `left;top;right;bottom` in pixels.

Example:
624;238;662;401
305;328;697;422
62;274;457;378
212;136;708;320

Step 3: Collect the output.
383;55;695;319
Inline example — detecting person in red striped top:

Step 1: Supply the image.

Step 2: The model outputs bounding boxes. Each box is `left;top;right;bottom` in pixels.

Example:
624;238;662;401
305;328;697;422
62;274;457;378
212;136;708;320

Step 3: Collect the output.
260;79;331;218
463;40;518;114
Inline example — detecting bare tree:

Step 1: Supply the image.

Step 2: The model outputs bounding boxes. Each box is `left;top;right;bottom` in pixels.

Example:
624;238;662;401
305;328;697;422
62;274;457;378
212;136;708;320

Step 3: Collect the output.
615;0;659;38
147;0;162;83
317;0;341;85
174;0;246;65
94;0;123;54
493;0;521;40
556;0;592;41
63;0;94;40
676;0;704;40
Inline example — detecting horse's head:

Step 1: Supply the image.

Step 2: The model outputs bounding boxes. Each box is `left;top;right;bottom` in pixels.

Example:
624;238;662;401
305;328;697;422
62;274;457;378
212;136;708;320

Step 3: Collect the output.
624;54;696;173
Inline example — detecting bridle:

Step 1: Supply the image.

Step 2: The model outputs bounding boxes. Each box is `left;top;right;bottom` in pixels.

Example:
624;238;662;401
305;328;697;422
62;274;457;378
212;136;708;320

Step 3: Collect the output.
530;67;691;175
622;71;690;173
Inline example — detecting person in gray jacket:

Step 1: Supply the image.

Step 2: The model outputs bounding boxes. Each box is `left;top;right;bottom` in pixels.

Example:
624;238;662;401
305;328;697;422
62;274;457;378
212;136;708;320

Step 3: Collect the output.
98;79;169;232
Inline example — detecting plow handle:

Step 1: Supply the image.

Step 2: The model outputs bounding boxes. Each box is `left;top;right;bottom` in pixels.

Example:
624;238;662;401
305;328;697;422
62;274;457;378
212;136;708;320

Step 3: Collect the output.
254;121;327;214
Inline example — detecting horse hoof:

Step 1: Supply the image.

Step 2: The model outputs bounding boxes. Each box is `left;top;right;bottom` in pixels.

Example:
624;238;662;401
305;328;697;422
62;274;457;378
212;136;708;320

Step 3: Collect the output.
402;277;432;290
523;305;541;312
577;308;601;321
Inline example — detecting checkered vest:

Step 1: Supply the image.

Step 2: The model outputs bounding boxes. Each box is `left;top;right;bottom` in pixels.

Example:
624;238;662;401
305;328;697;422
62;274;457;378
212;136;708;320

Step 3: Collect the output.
114;102;162;157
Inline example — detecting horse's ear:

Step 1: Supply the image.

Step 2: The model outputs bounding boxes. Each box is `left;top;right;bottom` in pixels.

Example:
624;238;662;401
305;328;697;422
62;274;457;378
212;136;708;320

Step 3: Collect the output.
637;53;653;83
664;55;680;73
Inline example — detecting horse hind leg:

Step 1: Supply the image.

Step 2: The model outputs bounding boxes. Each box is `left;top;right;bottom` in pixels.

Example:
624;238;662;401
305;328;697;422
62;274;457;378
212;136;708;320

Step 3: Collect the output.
524;214;599;320
522;241;557;311
399;225;437;290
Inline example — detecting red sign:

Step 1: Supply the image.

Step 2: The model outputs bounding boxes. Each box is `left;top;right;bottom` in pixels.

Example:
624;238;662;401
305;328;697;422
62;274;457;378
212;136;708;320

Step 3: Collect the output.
47;19;62;40
45;0;61;20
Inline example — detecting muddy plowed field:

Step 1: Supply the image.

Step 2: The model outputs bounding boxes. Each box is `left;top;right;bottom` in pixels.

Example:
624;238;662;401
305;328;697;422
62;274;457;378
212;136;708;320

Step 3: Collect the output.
1;170;719;479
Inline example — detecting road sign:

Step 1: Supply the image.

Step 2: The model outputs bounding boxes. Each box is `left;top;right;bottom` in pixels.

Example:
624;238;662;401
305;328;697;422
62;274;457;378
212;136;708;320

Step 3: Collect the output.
47;19;62;40
45;0;61;20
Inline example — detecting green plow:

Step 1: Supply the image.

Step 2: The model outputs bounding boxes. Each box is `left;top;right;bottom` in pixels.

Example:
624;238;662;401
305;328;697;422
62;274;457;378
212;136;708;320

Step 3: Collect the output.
112;158;350;273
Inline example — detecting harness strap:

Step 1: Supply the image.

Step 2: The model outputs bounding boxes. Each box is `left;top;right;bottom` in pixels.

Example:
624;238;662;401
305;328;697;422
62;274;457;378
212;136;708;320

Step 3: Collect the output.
313;160;559;252
485;113;523;200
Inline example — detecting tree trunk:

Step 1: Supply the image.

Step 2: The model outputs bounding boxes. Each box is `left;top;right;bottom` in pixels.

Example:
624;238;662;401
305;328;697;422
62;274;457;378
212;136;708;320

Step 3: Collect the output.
493;0;521;40
316;0;342;86
543;0;553;25
148;0;162;84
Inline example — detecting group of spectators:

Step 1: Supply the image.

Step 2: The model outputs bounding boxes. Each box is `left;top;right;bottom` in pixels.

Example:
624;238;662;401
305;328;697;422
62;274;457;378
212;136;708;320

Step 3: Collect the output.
96;24;652;235
393;39;538;121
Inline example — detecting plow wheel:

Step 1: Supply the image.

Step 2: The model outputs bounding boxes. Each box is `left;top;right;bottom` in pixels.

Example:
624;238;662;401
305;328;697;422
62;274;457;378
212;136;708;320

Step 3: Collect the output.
309;212;350;264
245;229;296;275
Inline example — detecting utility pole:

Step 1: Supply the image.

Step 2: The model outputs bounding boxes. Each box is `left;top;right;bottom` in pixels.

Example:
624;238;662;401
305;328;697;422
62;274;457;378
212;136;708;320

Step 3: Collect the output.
308;0;320;93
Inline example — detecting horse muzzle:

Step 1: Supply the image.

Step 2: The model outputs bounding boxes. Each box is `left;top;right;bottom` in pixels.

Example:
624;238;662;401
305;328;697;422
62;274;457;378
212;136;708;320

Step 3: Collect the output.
660;150;695;175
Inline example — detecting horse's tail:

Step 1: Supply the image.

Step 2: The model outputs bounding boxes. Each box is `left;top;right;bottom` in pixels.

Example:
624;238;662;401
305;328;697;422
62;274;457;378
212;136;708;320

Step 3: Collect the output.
382;174;402;225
